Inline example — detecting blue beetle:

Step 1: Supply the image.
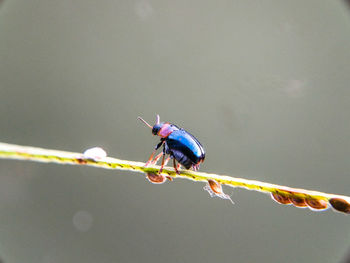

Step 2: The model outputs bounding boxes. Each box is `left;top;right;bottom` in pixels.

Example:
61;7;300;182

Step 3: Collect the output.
138;115;205;174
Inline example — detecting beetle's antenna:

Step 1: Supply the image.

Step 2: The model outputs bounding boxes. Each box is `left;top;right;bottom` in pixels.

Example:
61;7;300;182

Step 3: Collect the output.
156;114;160;125
137;116;153;129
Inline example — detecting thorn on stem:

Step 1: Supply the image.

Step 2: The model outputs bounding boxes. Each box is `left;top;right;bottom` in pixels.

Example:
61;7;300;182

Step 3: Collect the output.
329;198;350;214
146;172;167;184
271;192;329;211
203;179;234;204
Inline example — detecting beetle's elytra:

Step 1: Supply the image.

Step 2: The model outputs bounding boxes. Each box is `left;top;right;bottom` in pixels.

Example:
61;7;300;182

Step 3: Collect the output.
138;115;205;174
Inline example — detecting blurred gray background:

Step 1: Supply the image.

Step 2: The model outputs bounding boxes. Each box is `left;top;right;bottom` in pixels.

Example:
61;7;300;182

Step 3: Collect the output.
1;0;350;262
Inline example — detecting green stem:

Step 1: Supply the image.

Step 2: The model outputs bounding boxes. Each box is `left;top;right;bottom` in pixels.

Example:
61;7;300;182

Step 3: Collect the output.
0;142;349;214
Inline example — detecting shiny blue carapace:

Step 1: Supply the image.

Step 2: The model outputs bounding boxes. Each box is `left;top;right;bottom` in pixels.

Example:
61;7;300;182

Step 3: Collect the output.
138;115;205;174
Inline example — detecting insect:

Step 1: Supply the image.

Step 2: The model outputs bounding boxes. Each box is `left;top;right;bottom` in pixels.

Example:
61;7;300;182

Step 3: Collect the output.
138;114;205;174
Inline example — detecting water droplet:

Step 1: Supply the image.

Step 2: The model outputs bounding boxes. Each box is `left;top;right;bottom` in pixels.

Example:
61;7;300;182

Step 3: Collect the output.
83;147;107;160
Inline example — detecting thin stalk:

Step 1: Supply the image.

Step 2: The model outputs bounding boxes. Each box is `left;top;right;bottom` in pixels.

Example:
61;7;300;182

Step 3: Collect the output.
0;142;349;214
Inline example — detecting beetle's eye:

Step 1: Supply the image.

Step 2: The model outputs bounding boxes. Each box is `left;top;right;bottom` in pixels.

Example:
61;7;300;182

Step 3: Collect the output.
151;127;158;135
152;124;161;135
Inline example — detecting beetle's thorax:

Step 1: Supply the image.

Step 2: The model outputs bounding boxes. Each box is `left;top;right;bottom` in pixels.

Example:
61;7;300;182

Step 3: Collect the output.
157;122;174;138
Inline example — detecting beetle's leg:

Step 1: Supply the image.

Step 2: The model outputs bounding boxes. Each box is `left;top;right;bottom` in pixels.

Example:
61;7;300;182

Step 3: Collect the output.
145;140;164;167
162;156;173;180
152;151;170;165
158;153;166;174
163;156;171;166
151;152;163;165
192;164;199;171
158;144;170;174
145;151;156;167
173;159;180;175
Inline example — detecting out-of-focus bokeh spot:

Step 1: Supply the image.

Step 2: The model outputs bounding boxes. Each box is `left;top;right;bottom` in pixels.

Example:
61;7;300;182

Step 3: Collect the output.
73;210;94;232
